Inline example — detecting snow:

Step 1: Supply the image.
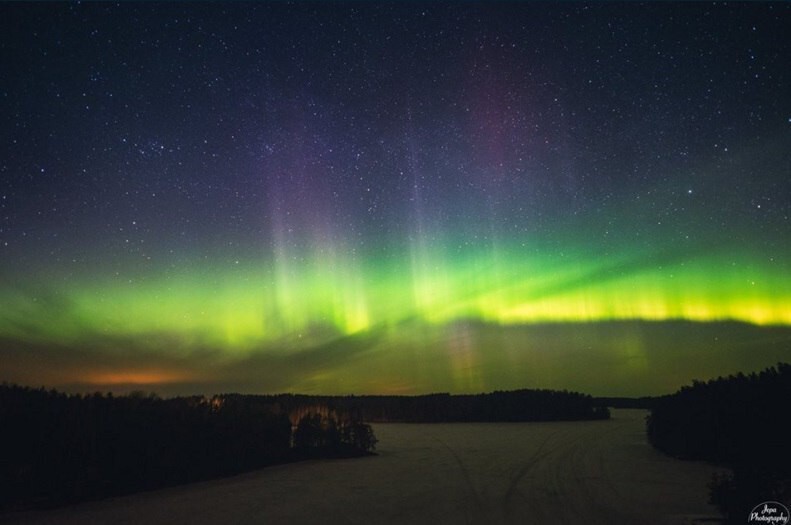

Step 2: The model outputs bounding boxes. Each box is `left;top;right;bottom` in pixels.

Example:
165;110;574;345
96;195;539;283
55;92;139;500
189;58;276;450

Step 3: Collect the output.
5;409;724;524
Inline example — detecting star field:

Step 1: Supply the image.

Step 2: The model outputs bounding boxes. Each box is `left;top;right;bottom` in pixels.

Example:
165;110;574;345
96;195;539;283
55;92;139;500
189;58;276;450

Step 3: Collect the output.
0;3;789;395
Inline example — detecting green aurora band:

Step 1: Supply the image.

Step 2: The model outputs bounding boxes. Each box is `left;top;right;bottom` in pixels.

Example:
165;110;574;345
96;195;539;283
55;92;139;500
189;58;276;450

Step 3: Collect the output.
2;227;791;397
2;173;790;395
3;237;789;353
2;3;790;397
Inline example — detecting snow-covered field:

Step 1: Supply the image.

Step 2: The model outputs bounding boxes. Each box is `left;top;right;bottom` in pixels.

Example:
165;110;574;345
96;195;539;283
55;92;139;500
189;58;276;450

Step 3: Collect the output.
4;409;724;524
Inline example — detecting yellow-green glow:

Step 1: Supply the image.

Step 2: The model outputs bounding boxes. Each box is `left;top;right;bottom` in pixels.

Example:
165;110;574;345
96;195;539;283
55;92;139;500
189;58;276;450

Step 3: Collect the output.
3;242;789;359
2;1;790;399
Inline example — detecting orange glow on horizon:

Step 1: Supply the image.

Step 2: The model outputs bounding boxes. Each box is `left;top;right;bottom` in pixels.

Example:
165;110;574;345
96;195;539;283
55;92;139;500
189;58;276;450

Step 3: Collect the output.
81;370;193;386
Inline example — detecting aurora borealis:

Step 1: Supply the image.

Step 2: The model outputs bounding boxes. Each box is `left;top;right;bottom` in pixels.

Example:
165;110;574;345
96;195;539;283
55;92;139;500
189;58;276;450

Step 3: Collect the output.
1;3;790;396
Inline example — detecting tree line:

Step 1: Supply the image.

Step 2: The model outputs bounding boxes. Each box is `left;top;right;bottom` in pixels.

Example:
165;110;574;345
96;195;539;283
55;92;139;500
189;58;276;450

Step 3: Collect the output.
594;396;657;409
646;363;790;523
0;383;607;511
255;389;610;423
0;384;376;511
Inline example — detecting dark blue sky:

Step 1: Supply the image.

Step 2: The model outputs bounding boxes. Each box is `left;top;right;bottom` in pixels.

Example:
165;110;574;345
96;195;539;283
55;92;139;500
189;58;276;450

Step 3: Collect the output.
1;3;789;395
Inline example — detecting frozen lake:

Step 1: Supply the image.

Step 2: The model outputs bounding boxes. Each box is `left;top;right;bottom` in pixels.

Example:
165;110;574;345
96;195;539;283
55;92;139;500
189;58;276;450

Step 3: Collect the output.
4;409;723;524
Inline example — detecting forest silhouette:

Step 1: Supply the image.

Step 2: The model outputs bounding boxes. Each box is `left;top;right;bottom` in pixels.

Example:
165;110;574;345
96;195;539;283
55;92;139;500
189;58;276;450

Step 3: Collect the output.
647;363;790;523
0;384;605;511
0;385;375;511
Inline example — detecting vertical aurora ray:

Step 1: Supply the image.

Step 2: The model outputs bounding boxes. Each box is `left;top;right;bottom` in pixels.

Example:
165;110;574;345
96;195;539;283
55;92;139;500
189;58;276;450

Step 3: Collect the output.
3;234;788;354
1;230;790;395
0;3;789;394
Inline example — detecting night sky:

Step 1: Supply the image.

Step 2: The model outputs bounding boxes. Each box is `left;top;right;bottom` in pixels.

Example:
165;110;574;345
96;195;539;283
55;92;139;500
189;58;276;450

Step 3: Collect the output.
1;2;790;396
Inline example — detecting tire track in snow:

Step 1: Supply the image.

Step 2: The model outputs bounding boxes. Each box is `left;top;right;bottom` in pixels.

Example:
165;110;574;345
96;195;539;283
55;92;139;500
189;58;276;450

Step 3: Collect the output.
433;436;482;524
502;432;554;514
